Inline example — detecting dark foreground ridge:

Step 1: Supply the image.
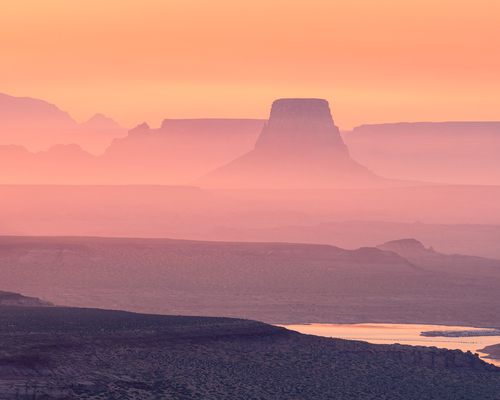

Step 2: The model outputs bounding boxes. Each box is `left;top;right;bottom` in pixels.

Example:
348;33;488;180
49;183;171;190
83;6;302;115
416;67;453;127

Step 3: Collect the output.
0;306;499;399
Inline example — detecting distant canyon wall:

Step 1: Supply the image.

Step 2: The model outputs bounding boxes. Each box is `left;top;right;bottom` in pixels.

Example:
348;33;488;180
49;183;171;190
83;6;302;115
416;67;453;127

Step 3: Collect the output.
344;122;500;185
0;119;265;185
3;92;500;186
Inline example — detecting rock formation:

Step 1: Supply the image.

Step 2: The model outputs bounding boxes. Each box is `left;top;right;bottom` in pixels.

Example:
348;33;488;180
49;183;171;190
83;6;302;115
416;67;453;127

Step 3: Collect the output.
194;98;399;189
0;118;265;184
376;238;500;277
377;238;436;257
128;122;150;133
254;98;349;156
0;291;53;307
102;119;264;184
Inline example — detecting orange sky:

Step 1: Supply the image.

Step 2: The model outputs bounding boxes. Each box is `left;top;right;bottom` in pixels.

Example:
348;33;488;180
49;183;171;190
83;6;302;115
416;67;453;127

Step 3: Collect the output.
1;0;499;129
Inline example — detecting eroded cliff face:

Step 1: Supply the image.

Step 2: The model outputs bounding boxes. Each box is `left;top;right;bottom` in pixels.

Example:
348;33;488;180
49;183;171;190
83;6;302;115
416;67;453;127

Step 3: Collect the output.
254;98;349;157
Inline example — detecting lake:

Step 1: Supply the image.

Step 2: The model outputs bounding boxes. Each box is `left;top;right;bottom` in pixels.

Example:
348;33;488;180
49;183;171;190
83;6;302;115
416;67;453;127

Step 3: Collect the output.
279;323;500;366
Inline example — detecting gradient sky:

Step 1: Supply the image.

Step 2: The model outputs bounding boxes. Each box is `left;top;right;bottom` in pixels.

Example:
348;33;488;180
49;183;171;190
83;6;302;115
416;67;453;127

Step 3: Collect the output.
1;0;499;129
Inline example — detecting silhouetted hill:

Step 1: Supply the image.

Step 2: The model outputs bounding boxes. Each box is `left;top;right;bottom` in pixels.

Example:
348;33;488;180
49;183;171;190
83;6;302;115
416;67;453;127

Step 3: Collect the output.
80;113;122;129
210;221;500;259
377;238;500;277
377;238;437;257
0;93;127;154
0;291;53;307
0;93;77;129
1;235;500;327
0;306;498;399
345;122;500;185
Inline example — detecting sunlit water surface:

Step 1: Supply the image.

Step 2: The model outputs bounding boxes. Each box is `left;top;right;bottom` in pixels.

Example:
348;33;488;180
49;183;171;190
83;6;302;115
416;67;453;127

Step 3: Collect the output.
278;323;500;367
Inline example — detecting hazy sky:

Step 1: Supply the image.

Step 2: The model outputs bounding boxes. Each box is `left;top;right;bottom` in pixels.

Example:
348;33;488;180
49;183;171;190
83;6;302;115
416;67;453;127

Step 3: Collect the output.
1;0;499;129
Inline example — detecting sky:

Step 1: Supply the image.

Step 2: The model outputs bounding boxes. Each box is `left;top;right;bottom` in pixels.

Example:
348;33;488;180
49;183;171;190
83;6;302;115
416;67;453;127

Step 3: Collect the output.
1;0;499;129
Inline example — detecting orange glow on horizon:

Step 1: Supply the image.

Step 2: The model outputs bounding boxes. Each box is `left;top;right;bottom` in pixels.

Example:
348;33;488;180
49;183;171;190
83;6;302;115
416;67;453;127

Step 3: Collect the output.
1;0;499;129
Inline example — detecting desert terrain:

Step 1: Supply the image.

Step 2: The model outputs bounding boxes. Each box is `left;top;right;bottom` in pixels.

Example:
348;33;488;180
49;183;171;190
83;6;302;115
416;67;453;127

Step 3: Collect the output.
3;0;500;396
1;235;499;330
0;305;499;399
2;95;500;398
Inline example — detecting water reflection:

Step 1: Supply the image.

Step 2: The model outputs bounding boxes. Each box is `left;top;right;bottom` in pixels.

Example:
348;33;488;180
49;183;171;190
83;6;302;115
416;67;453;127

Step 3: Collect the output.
279;323;500;367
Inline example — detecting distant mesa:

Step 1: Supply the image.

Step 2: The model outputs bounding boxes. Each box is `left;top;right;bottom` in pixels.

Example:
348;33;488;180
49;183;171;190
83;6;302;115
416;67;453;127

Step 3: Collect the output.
194;98;401;189
101;118;265;184
378;238;431;252
377;239;440;261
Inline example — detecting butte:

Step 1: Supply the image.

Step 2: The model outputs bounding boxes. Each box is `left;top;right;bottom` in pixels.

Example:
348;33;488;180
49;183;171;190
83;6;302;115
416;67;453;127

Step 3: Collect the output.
194;98;405;189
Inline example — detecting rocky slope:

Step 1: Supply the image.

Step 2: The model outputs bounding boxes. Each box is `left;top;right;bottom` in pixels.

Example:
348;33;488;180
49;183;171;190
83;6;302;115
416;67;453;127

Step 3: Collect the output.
0;306;498;399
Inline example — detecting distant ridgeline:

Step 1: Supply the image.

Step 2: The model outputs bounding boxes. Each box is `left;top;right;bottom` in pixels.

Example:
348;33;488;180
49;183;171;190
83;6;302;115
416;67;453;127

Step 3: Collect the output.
2;92;500;185
344;121;500;185
0;92;265;184
2;236;500;327
0;93;127;155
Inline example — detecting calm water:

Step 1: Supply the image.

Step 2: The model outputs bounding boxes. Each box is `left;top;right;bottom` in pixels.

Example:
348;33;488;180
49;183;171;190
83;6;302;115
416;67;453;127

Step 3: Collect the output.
279;323;500;367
